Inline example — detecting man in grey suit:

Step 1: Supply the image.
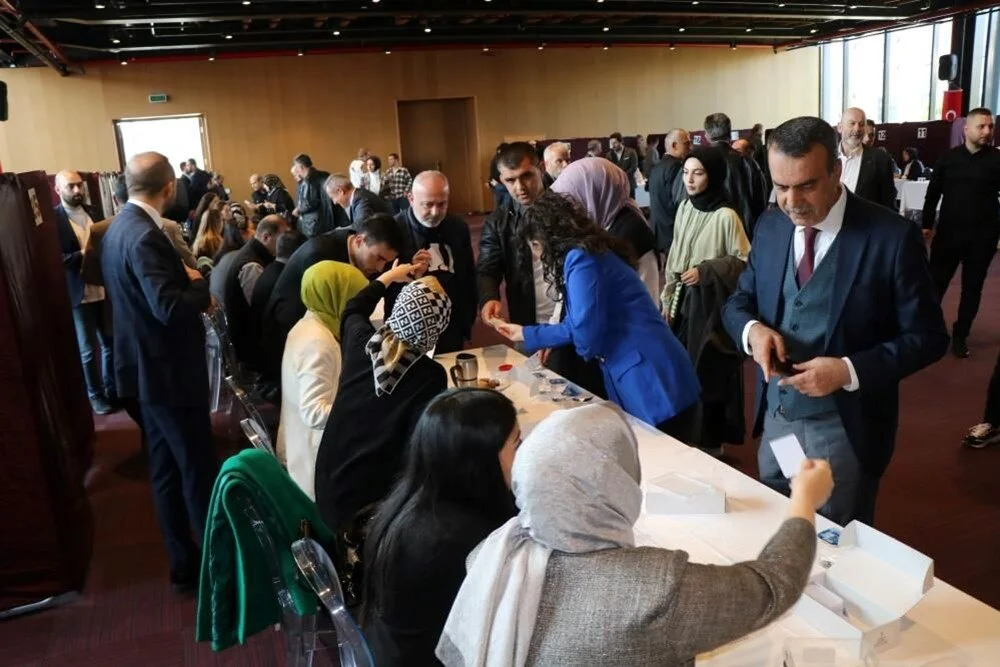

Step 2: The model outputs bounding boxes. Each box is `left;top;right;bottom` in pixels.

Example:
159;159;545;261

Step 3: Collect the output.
325;173;392;227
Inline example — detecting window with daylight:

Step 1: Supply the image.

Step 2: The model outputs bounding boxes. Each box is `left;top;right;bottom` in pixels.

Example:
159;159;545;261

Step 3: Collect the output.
821;40;844;125
845;32;886;123
885;24;934;122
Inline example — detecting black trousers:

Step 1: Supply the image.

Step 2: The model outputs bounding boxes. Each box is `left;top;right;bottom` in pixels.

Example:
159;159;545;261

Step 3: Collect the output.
929;234;998;339
985;348;1000;426
139;401;218;577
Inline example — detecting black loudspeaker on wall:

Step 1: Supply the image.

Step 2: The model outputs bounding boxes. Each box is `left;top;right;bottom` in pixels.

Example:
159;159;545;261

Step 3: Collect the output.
938;54;959;82
0;81;8;121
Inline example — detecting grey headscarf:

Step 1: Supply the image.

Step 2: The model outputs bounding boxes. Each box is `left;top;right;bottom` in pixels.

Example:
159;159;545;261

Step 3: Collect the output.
436;403;641;667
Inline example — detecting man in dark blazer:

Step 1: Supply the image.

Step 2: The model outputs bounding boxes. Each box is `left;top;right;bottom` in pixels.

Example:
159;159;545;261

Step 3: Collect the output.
722;117;948;526
605;132;640;198
290;153;337;237
705;112;769;236
647;128;692;254
54;169;116;415
182;158;211;211
324;173;392;227
101;151;218;593
837;108;897;211
387;171;477;353
259;214;404;383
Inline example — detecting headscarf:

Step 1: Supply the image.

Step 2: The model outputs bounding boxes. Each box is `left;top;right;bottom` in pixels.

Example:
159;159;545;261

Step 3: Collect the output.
229;201;248;225
300;261;369;341
436;403;641;667
551;157;646;230
685;146;732;213
366;277;451;397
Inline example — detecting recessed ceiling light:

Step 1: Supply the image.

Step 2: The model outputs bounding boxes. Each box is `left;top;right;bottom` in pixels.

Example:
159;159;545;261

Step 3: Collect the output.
385;49;391;54
603;45;609;50
208;55;215;61
597;0;604;3
225;34;233;39
373;0;380;3
95;3;106;8
482;46;490;51
333;30;341;35
669;44;676;50
242;0;251;5
692;0;699;4
730;42;738;50
602;26;609;32
849;4;858;8
111;37;120;44
777;2;786;6
810;28;818;33
8;63;15;68
746;27;753;32
679;27;686;32
424;27;432;33
297;48;304;56
538;44;544;50
120;58;128;65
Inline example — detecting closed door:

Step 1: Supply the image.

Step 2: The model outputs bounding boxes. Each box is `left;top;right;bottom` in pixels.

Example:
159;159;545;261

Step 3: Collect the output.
397;98;479;213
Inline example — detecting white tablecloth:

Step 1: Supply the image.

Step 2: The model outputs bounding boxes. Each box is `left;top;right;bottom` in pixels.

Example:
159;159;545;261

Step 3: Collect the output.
436;345;1000;667
634;186;650;209
897;180;933;214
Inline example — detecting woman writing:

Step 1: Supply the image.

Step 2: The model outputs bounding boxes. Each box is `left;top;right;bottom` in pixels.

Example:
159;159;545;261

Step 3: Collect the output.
490;192;699;437
278;260;369;499
315;264;451;597
438;403;833;667
364;388;519;666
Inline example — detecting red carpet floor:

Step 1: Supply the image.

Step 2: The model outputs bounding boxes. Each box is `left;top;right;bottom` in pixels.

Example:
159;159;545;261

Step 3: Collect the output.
2;220;998;665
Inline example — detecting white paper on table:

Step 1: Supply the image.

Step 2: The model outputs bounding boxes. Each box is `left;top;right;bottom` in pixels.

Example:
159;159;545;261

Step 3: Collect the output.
770;433;806;478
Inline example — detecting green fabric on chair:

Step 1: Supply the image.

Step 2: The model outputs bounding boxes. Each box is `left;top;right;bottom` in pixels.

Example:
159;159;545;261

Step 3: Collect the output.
195;448;335;651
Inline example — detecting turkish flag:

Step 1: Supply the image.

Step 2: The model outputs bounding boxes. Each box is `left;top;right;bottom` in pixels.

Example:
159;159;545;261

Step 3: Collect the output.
942;89;963;122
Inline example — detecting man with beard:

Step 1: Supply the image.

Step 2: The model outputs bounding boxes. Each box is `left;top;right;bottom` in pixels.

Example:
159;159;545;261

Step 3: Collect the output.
101;152;218;593
542;142;571;188
923;108;1000;358
836;108;896;210
54;170;117;414
387;171;477;353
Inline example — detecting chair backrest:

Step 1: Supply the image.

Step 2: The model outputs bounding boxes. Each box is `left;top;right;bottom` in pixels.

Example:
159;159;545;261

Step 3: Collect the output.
226;375;274;454
203;314;224;412
292;538;375;667
240;418;275;456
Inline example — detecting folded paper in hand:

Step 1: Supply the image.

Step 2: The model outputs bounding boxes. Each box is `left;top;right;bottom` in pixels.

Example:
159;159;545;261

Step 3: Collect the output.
770;433;806;478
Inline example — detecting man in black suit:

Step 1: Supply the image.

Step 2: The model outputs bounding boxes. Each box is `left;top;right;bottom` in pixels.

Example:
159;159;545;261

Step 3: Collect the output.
325;173;392;227
722;117;948;525
54;169;116;415
922;107;1000;359
647;128;692;255
101;152;218;593
250;230;305;330
259;214;405;383
387;171;477;353
837;108;897;211
704;112;769;236
182;158;211;210
290;153;337;237
604;131;639;198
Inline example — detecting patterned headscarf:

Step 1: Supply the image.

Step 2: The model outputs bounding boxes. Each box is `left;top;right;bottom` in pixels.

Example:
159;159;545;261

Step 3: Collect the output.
301;261;369;341
366;277;451;397
229;201;247;225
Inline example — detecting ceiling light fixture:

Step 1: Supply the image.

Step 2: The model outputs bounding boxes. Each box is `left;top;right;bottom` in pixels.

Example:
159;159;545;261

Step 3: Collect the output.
424;27;432;33
692;0;699;4
242;0;251;5
333;30;341;36
385;48;392;54
297;48;304;56
482;46;490;51
810;28;818;33
669;44;676;50
209;54;216;61
95;3;106;8
730;42;737;50
679;27;686;32
603;45;609;50
746;27;753;32
225;34;233;39
120;58;128;65
777;2;786;6
373;0;381;3
603;26;609;32
597;0;604;3
111;37;120;44
538;44;545;50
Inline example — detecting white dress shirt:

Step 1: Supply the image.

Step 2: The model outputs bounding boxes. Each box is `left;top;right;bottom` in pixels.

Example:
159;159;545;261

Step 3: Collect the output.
64;203;105;304
741;187;860;392
128;198;165;230
839;144;863;193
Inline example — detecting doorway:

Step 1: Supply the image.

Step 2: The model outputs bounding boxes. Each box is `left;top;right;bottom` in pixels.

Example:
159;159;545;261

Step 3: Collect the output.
397;98;480;214
113;113;209;177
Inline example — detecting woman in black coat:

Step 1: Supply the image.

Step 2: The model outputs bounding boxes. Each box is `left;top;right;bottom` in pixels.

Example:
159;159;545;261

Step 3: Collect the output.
363;388;519;666
901;146;925;181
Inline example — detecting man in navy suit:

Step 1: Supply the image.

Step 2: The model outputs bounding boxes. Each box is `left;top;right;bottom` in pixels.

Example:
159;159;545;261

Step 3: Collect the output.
102;151;218;592
723;117;948;525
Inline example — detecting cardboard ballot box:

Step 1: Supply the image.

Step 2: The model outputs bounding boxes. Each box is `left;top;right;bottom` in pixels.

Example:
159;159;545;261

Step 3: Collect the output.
645;472;727;515
793;521;934;658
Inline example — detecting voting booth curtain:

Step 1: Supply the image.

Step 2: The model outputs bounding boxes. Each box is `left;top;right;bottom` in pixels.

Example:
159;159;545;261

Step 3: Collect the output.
0;171;95;612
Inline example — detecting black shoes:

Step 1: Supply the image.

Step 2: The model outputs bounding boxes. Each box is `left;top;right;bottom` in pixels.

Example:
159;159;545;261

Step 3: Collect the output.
951;336;970;358
90;394;115;415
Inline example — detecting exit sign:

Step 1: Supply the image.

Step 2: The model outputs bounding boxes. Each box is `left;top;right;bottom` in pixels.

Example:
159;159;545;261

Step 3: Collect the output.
148;93;169;104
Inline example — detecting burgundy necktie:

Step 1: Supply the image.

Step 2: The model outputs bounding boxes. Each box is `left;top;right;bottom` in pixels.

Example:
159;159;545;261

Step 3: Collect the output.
797;226;819;287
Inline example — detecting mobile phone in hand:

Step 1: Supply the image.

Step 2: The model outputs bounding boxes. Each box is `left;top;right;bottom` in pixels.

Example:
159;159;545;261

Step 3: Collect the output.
771;354;799;376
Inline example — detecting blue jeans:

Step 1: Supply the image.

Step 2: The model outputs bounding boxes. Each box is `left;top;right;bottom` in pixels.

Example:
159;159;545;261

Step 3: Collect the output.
71;301;114;399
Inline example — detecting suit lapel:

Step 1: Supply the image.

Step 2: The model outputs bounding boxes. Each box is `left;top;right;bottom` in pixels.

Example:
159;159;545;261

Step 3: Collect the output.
824;196;870;350
760;215;794;324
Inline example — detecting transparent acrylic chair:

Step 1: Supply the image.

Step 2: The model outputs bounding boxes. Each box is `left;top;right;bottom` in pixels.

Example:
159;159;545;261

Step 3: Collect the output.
226;375;274;455
292;537;375;667
236;489;337;666
204;313;225;413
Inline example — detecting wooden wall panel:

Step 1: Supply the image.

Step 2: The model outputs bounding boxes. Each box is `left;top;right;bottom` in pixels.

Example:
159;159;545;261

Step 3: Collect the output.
0;46;818;209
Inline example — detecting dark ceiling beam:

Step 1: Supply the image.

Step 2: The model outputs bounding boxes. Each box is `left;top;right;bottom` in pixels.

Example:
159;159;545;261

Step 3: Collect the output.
0;13;67;74
39;9;909;26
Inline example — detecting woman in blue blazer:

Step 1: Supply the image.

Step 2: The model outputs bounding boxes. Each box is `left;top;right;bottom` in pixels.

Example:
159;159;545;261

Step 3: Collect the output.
490;191;700;437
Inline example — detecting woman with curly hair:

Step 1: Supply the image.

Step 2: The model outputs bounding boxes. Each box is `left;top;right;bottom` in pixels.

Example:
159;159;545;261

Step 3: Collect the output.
490;191;700;438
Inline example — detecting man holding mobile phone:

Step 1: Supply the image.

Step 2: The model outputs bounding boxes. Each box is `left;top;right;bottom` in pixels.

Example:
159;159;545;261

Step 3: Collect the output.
723;117;947;526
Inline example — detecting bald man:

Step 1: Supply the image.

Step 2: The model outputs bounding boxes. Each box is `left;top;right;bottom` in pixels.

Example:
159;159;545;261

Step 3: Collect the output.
101;151;218;593
245;173;266;214
542;142;571;187
838;107;896;210
325;172;391;227
387;170;477;352
54;169;116;415
647;128;693;253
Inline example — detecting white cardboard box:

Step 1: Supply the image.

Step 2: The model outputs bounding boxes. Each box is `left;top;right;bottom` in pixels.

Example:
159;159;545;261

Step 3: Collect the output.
645;472;726;515
793;521;934;657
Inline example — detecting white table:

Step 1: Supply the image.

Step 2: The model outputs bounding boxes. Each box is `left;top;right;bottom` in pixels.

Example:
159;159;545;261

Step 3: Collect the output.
436;345;1000;667
897;180;934;215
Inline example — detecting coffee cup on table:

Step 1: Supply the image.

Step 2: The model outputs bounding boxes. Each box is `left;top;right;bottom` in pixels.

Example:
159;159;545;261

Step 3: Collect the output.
449;353;479;387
